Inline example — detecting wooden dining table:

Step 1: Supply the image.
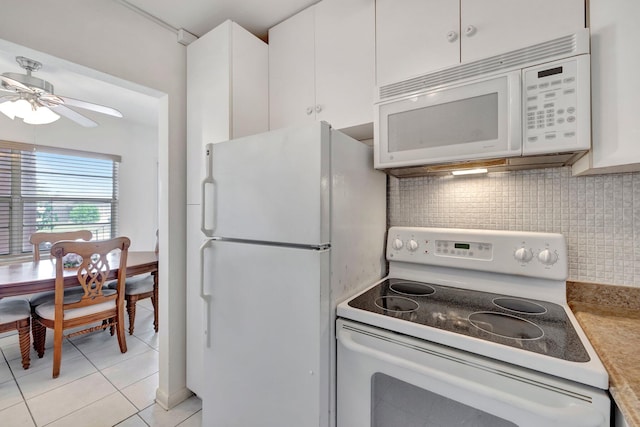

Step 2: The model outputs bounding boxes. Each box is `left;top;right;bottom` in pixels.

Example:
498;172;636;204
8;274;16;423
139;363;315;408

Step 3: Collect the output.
0;251;158;298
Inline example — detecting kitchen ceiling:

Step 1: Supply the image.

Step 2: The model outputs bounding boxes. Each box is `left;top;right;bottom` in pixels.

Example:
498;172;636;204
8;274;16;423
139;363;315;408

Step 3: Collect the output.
122;0;319;39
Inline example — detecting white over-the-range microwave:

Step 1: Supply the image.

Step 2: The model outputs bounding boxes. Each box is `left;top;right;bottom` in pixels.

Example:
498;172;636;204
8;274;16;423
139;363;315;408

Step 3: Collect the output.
374;29;591;175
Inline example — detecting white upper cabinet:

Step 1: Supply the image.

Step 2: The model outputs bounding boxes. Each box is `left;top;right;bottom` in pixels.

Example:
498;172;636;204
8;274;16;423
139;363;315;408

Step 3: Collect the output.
572;0;640;175
315;0;375;131
376;0;585;86
186;20;268;205
460;0;585;62
268;6;316;129
269;0;375;134
376;0;459;86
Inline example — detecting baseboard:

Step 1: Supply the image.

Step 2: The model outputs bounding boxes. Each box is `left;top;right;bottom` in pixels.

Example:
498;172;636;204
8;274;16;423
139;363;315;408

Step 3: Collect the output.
155;386;194;410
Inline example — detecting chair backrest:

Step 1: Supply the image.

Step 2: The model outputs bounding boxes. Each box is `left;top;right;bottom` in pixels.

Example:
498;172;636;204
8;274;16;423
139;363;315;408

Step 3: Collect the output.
155;229;159;255
29;230;93;262
50;237;131;312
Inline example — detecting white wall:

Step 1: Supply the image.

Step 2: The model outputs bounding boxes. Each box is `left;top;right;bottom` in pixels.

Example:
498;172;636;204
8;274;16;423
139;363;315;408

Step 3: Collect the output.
0;0;189;409
0;114;159;252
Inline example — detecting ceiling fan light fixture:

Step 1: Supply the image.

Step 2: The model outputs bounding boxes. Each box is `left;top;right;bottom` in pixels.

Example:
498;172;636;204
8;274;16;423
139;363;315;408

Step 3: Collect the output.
1;56;123;127
0;101;16;119
11;98;34;119
22;105;60;125
0;99;60;124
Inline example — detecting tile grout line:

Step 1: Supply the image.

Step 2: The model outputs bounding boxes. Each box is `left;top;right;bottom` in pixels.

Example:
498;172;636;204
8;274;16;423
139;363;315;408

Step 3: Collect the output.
0;340;39;426
65;322;159;426
66;312;160;426
28;336;107;427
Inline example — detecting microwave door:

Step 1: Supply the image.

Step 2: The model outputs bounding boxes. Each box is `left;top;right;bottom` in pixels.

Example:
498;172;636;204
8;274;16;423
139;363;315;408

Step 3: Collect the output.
375;72;522;169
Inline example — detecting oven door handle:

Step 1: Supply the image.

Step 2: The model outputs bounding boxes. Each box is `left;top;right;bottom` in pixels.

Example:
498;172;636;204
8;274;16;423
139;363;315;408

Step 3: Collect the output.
338;328;605;427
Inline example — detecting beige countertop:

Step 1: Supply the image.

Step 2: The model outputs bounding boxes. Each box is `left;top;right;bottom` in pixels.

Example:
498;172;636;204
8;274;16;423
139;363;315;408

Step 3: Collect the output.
568;281;640;427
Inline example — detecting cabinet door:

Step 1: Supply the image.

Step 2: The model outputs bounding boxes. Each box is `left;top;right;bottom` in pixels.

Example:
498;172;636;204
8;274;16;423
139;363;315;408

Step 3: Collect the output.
573;0;640;174
461;0;585;62
376;0;459;86
268;6;316;130
315;0;375;129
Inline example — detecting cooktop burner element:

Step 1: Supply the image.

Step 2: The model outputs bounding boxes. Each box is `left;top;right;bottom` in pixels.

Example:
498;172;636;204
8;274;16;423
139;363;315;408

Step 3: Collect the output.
492;297;547;314
468;311;544;340
388;281;435;296
374;295;419;313
348;278;589;362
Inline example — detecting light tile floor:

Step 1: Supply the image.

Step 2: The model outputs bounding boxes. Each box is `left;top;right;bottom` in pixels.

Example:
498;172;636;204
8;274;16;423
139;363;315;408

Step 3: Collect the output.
0;299;202;427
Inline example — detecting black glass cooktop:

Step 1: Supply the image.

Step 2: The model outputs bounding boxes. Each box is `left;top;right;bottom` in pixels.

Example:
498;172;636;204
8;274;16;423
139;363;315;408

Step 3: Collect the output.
347;278;590;362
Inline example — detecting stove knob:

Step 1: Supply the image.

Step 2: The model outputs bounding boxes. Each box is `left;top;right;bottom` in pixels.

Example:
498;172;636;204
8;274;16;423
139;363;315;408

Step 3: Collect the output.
392;238;404;250
514;247;533;263
407;239;419;252
537;249;558;265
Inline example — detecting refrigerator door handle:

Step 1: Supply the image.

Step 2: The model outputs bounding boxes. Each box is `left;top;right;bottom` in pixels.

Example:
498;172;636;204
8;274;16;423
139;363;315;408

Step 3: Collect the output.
201;144;215;237
199;238;214;348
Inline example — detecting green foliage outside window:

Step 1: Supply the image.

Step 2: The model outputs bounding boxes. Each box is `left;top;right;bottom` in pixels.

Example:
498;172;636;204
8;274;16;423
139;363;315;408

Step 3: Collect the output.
69;204;100;224
36;204;58;231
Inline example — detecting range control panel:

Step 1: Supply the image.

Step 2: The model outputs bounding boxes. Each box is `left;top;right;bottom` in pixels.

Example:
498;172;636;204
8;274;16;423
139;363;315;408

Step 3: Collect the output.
387;227;568;281
434;239;493;260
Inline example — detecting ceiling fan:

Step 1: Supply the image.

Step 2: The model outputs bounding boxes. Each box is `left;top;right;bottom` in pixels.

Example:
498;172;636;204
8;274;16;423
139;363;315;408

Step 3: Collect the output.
0;56;123;127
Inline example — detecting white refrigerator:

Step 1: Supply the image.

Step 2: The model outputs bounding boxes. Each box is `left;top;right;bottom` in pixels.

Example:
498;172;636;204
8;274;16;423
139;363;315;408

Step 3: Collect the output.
198;122;386;426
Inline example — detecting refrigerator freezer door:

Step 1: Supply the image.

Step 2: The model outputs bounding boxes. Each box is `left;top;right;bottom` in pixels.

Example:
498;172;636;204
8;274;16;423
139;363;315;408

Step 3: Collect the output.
201;239;330;427
203;122;331;245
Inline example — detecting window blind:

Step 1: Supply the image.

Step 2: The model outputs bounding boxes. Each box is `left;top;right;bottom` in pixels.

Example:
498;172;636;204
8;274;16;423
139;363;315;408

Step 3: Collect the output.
0;141;119;257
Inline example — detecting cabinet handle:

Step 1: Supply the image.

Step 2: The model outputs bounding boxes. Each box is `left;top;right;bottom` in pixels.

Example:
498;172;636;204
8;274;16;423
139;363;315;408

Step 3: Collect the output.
306;106;314;115
315;105;323;113
465;25;477;37
446;31;458;43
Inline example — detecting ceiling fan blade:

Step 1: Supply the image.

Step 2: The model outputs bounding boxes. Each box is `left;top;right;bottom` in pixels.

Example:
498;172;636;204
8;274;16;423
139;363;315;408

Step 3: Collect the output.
58;95;123;118
0;95;16;104
38;93;64;107
0;74;36;93
49;105;98;128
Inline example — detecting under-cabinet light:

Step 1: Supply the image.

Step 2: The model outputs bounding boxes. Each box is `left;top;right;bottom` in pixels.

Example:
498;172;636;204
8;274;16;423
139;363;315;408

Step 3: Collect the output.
451;168;488;176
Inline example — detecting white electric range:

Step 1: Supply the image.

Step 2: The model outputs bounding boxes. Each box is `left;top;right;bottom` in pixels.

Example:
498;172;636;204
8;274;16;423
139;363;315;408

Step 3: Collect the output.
336;227;610;427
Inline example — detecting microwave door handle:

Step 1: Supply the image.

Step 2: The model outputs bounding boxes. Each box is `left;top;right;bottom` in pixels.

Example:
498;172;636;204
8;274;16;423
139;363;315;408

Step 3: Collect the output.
338;329;605;427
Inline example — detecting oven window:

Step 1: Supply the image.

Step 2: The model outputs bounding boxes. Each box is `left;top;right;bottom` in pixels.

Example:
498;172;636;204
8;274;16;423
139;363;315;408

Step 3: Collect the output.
371;373;517;427
388;93;499;152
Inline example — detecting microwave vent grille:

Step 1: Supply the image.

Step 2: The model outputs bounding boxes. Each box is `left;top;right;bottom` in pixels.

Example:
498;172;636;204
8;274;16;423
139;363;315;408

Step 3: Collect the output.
379;33;584;100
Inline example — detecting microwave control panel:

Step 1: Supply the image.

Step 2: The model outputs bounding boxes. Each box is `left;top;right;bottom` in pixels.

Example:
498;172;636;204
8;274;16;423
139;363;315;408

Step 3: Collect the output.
522;55;590;154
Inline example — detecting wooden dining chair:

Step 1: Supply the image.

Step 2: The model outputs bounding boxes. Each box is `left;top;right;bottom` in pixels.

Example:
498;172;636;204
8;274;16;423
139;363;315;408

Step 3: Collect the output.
31;237;130;378
28;230;94;344
108;229;158;335
0;298;31;369
29;230;93;262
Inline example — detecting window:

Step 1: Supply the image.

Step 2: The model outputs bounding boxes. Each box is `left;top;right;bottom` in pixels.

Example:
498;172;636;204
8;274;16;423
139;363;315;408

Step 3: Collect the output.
0;141;120;258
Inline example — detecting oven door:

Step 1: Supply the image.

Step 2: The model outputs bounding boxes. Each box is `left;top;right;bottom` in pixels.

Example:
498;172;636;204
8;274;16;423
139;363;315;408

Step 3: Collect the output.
337;319;609;427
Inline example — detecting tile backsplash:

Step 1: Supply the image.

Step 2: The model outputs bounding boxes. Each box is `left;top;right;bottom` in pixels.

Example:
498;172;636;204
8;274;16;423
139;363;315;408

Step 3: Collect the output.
389;167;640;287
